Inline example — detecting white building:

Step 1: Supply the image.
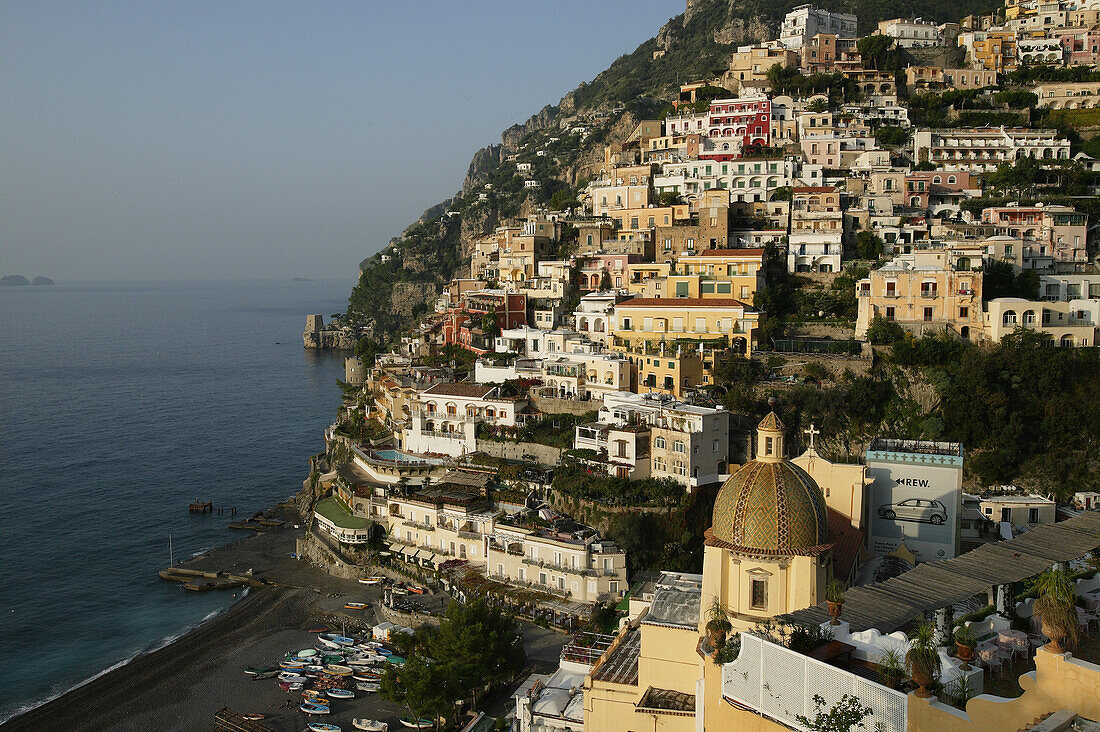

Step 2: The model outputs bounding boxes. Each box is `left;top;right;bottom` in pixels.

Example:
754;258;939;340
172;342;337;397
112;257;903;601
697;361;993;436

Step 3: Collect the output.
593;391;731;489
401;382;527;457
877;18;946;47
912;128;1071;173
780;4;858;49
573;291;634;345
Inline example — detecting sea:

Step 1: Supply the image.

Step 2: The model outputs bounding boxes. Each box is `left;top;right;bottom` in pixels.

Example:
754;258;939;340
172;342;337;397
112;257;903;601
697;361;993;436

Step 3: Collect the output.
0;279;353;722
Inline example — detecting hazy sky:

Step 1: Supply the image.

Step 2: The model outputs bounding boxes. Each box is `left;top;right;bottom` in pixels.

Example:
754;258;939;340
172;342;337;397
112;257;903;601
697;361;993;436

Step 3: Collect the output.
2;1;678;281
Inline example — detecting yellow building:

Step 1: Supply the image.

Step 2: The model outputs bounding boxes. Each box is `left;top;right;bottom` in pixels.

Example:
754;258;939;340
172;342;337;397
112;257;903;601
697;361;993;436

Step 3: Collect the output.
611;297;762;357
855;256;984;340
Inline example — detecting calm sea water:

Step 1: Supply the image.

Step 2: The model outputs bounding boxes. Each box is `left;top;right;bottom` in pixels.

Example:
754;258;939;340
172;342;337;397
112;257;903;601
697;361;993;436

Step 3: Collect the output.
0;279;352;721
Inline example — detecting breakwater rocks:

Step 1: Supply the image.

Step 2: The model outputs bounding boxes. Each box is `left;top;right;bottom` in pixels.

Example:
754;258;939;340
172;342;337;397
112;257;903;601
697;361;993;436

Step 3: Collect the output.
303;314;356;349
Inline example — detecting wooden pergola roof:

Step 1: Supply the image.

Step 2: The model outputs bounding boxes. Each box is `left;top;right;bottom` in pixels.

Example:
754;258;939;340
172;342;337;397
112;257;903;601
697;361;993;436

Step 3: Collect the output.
785;511;1100;632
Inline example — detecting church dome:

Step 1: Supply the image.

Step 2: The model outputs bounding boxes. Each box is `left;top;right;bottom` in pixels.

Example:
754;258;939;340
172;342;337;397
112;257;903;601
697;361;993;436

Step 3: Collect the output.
709;412;829;555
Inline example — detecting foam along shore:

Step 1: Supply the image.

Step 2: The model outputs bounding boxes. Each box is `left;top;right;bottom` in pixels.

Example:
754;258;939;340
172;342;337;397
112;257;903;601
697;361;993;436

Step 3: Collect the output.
0;588;308;732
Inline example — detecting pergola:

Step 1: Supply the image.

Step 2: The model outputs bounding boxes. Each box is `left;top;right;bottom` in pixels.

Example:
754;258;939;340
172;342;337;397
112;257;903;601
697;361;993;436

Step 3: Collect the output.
786;510;1100;633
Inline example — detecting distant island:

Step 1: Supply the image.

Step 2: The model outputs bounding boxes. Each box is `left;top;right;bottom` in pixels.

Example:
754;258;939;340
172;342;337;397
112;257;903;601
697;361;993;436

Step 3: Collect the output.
291;277;313;282
1;275;54;286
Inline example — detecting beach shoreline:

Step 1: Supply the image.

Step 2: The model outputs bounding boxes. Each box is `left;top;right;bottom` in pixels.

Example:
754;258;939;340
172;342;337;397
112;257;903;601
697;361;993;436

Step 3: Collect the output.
0;586;291;732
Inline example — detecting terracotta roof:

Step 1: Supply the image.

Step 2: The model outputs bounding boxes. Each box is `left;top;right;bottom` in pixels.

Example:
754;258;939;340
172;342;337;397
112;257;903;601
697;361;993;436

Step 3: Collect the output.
615;297;750;309
696;248;766;258
422;382;496;398
793;186;835;193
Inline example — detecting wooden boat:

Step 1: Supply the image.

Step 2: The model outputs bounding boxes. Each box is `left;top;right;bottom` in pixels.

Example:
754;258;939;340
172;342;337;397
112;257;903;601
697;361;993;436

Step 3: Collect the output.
356;682;380;693
244;665;276;675
398;717;433;729
308;626;330;633
358;577;384;585
278;680;304;691
240;713;265;721
298;649;319;658
407;586;425;595
277;672;308;682
308;724;341;732
250;671;279;680
300;703;331;715
353;720;388;731
325;664;353;676
327;689;354;699
318;633;355;647
385;655;406;666
344;602;368;610
375;648;392;657
280;660;306;669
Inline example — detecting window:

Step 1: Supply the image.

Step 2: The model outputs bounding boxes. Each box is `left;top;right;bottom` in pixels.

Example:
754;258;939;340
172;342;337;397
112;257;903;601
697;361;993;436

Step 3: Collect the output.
654;435;666;449
765;436;774;455
885;306;895;321
924;307;933;322
1028;508;1040;523
609;580;619;594
539;572;547;586
673;440;685;453
751;579;767;610
959;307;969;319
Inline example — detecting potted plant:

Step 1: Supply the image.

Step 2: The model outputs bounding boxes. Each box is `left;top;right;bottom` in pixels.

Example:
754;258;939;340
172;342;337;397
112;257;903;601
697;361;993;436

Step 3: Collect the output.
953;625;977;671
705;596;733;650
826;579;846;625
876;648;905;689
905;622;942;699
1031;569;1078;653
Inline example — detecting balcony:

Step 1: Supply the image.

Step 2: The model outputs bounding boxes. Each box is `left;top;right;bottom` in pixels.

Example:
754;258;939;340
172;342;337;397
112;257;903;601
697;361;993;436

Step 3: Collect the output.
401;519;435;532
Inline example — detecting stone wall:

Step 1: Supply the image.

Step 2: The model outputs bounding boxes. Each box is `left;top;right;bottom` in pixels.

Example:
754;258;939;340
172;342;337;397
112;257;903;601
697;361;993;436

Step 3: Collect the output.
475;439;563;466
529;396;599;416
296;531;363;580
377;601;440;630
546;492;671;536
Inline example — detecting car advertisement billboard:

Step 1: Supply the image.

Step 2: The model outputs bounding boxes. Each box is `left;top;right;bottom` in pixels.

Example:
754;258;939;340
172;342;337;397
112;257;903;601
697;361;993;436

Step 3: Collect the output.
865;439;964;562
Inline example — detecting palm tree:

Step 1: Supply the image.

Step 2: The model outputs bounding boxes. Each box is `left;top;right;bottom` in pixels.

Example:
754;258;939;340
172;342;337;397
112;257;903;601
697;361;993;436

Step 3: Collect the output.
905;622;942;698
1031;569;1078;653
705;596;733;649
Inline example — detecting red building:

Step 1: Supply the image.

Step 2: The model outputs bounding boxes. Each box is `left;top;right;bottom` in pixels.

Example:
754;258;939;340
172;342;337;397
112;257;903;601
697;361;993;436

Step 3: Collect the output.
706;97;772;150
441;290;527;354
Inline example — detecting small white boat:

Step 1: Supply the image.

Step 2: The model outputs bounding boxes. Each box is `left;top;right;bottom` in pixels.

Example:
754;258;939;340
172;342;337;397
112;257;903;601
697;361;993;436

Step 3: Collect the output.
398;718;432;729
277;672;308;683
356;682;380;693
318;633;356;648
353;720;388;731
327;688;354;699
301;702;331;715
309;724;341;732
298;649;319;658
358;576;385;585
326;664;354;676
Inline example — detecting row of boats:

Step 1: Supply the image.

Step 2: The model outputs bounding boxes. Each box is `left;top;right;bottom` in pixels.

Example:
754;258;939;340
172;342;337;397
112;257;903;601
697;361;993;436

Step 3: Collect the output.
242;629;431;732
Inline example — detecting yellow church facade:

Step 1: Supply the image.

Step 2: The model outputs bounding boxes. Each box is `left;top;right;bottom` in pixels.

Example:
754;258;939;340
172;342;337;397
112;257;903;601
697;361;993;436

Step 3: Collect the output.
583;412;868;731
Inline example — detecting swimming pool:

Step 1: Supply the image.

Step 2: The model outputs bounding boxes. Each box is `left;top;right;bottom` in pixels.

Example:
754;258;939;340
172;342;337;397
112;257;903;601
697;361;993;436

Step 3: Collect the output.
370;449;445;465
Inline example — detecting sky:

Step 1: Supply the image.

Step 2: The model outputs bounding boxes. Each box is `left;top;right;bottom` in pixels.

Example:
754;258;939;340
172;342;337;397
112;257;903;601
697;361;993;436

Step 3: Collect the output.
2;1;680;281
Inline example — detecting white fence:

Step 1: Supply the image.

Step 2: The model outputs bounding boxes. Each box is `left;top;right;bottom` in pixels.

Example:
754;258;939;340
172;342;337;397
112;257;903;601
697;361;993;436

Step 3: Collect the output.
722;633;907;732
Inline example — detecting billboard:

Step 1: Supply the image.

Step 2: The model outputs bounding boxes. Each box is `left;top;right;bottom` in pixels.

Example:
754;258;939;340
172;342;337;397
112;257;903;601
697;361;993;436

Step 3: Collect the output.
865;439;964;562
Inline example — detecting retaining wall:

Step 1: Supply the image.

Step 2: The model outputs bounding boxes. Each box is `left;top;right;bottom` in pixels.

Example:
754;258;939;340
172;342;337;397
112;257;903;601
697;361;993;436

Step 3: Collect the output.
475;439;563;466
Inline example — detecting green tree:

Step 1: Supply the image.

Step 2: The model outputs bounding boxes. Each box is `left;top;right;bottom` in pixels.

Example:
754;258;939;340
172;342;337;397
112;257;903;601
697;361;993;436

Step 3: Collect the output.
858;34;894;69
796;693;874;732
657;190;684;206
431;598;526;712
854;231;883;260
549;187;578;211
865;316;904;345
874;125;909;147
379;655;455;730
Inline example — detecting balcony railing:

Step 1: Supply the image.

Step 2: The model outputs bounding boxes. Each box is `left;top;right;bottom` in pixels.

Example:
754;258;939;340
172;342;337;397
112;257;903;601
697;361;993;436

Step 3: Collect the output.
402;519;435;532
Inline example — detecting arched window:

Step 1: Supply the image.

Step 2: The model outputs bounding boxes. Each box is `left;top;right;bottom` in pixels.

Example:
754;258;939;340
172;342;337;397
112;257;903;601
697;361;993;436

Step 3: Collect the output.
1060;334;1075;347
1023;310;1036;326
446;403;457;416
654;436;666;449
485;407;495;418
948;175;957;184
673;440;685;453
1002;310;1018;326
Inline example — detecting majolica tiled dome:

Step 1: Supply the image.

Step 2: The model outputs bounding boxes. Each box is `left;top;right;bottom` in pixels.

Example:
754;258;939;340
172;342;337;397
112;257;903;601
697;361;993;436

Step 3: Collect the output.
710;413;829;554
